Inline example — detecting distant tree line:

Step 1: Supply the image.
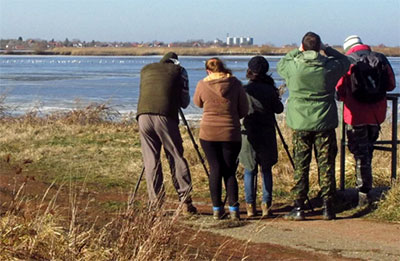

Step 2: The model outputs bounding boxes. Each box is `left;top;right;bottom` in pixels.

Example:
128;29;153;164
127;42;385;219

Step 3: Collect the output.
0;37;238;51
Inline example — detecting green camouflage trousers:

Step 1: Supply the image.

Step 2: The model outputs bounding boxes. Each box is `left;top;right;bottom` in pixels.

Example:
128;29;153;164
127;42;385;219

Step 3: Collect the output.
291;129;337;201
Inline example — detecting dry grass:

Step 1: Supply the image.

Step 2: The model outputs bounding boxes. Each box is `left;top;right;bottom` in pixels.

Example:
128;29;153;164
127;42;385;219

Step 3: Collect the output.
0;102;399;259
0;103;398;209
369;183;400;222
49;46;291;56
0;181;199;260
45;46;400;57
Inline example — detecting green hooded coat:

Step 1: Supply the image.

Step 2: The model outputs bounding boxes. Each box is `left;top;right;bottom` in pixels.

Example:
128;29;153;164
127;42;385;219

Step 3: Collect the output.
277;47;350;131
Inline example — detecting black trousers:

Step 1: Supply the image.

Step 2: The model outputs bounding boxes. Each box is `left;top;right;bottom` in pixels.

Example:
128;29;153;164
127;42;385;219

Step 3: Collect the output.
200;139;241;207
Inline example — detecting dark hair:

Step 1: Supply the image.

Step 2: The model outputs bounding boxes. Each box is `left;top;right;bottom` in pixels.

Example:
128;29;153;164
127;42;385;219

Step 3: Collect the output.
205;57;232;74
302;32;321;52
246;69;275;86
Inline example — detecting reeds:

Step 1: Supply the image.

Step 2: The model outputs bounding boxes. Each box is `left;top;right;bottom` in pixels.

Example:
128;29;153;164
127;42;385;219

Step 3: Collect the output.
43;46;400;57
0;102;399;259
0;180;196;260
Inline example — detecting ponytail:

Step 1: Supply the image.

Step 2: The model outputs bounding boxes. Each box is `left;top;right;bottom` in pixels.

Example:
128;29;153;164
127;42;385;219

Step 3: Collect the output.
205;58;232;75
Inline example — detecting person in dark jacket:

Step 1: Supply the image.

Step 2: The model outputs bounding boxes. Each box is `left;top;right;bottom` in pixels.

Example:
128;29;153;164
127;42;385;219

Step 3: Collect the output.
336;36;396;207
194;57;248;220
137;52;196;214
277;32;350;221
239;56;284;218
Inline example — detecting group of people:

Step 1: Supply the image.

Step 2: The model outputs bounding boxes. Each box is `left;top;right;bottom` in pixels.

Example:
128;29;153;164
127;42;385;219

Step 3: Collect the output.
136;32;396;221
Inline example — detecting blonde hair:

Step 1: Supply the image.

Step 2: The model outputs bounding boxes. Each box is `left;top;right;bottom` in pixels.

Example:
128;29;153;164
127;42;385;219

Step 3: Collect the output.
205;58;232;74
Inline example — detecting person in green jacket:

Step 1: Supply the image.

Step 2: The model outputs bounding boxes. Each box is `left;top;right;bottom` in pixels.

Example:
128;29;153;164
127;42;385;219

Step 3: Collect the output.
277;32;350;220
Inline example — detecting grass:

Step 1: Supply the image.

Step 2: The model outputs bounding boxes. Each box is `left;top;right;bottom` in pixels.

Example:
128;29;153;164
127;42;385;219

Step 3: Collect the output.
0;103;398;208
369;183;400;221
0;181;199;260
0;103;399;259
41;46;400;57
48;46;289;56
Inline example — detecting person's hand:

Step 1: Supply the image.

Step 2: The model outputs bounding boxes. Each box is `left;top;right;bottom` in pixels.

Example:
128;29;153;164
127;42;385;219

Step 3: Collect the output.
277;83;287;99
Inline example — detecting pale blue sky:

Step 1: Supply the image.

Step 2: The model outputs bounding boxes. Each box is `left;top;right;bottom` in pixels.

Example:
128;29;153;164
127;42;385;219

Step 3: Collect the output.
1;0;399;46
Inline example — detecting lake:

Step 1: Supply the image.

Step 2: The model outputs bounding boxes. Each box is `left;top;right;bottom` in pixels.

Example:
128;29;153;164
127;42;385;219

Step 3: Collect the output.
0;55;399;120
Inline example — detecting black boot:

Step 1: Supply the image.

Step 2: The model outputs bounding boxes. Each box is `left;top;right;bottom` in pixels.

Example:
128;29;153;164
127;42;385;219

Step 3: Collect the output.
284;200;305;221
322;198;336;220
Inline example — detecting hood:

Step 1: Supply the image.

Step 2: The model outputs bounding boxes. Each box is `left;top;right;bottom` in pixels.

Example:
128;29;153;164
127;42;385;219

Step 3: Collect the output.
202;73;239;97
294;50;324;66
346;44;371;55
160;52;179;64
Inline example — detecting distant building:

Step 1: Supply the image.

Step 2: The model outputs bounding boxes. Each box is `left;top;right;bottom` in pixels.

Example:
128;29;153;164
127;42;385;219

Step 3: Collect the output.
214;38;224;45
226;35;253;46
227;37;234;46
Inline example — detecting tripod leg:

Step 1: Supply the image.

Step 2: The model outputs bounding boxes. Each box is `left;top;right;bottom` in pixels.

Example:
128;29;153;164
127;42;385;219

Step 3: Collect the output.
129;167;145;206
254;171;258;205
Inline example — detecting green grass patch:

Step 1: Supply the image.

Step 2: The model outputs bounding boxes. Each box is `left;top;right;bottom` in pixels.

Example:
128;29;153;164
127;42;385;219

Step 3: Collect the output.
101;200;127;211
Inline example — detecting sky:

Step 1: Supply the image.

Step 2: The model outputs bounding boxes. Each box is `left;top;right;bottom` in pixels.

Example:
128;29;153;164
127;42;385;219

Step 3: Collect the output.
1;0;399;47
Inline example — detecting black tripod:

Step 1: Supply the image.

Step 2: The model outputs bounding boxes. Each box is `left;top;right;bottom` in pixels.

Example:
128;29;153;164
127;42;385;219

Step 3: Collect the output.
130;109;226;205
129;167;145;205
179;109;228;205
178;109;209;177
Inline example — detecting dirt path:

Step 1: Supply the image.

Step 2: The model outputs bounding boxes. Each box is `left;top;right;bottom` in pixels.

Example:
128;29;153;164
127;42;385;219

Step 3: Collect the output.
1;164;399;260
185;201;400;261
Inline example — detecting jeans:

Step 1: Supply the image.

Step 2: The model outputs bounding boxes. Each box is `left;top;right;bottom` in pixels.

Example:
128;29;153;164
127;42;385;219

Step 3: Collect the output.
244;165;272;204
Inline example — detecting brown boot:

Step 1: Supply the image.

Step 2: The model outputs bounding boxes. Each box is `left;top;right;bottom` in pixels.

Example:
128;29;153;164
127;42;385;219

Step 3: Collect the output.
229;206;240;221
246;203;256;217
261;201;273;217
213;206;225;220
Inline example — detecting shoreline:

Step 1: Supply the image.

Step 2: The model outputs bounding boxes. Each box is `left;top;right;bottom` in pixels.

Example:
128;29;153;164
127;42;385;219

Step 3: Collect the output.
1;46;400;57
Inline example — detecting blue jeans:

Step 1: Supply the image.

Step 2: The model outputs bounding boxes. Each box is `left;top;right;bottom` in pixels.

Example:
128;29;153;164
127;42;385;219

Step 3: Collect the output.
244;165;272;204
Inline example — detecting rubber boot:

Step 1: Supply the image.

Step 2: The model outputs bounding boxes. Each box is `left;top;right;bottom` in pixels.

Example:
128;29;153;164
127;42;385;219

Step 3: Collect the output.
355;157;372;194
284;200;305;221
357;192;369;208
322;198;336;220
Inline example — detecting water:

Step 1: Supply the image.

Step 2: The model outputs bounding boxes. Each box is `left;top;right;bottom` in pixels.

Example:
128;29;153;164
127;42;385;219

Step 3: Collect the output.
0;55;399;120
